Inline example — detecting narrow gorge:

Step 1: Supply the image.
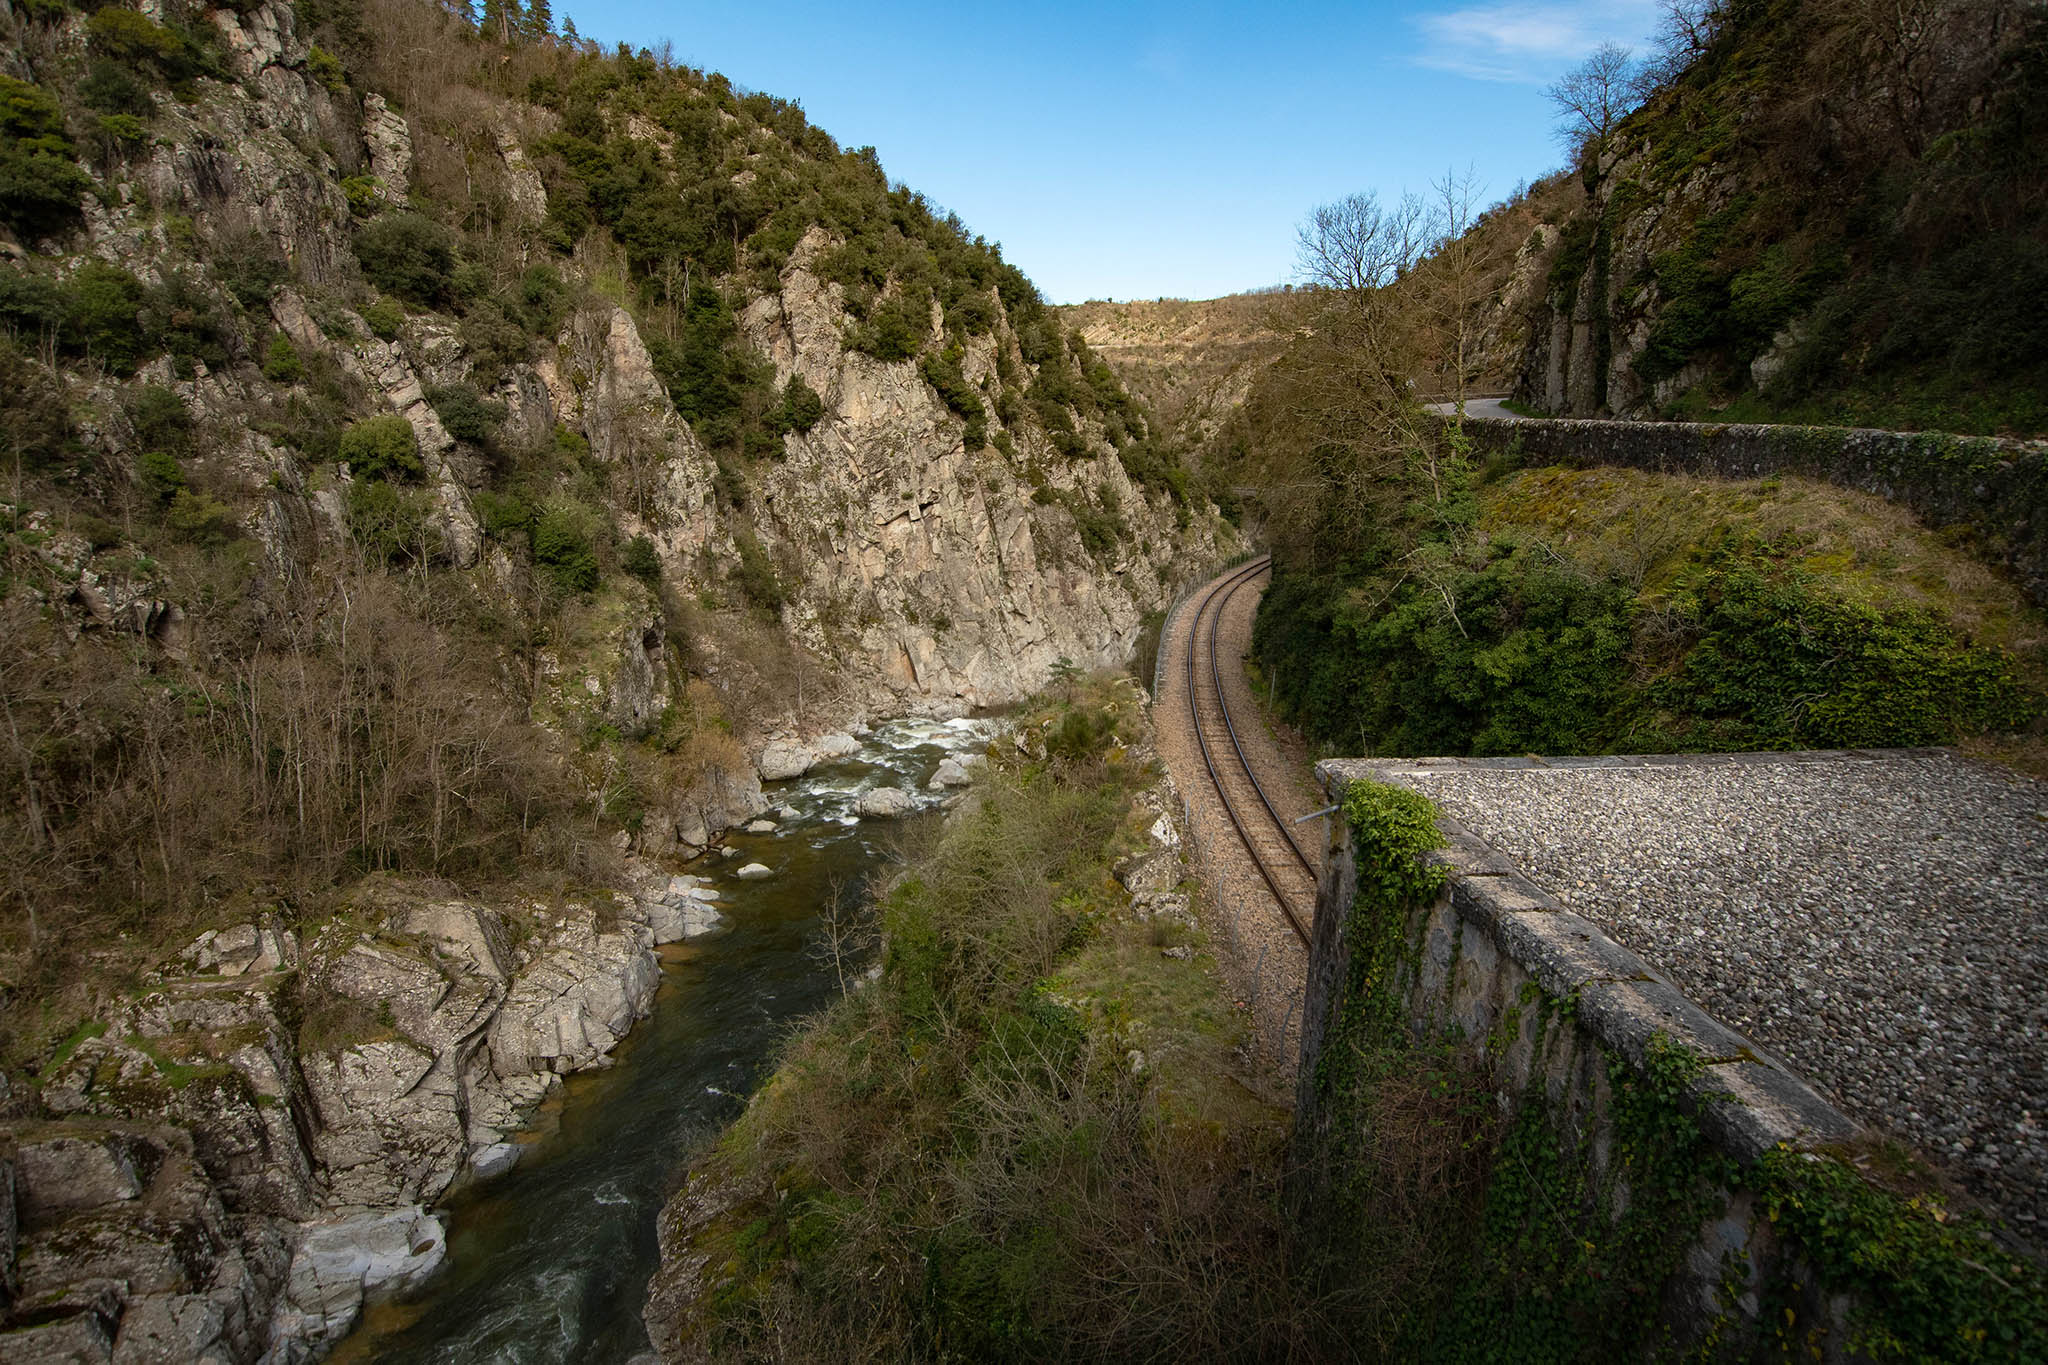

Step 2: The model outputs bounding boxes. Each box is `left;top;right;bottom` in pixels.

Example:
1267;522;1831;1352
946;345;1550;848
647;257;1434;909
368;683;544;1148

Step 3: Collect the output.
0;2;1232;1359
5;0;2046;1361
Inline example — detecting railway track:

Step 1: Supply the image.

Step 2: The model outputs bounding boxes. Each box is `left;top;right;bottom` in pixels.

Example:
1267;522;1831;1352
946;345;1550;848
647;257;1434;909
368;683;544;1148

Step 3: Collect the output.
1181;555;1318;945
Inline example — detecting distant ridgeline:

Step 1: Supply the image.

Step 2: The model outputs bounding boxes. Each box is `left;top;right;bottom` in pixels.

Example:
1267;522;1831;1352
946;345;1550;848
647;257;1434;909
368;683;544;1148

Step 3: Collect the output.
1517;0;2048;436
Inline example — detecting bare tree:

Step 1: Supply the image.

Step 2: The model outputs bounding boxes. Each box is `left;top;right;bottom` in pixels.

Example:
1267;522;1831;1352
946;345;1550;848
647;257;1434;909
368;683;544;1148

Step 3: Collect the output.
1296;191;1431;296
1544;42;1639;182
1415;166;1499;409
1638;0;1726;92
1262;191;1444;565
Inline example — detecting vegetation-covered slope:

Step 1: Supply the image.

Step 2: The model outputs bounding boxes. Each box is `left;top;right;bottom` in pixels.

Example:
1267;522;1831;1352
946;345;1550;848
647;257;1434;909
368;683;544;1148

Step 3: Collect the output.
0;0;1226;1067
1519;0;2048;434
643;677;1307;1361
1202;1;2048;767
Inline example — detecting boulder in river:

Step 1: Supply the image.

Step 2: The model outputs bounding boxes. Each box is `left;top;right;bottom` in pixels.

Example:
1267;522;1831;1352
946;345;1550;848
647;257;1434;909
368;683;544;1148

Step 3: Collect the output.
811;732;861;760
269;1206;447;1351
856;787;916;819
755;740;813;782
926;758;972;789
735;863;773;880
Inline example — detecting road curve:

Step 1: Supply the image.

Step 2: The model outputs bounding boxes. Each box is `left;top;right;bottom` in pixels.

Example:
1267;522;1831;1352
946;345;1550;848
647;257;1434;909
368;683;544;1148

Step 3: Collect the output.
1423;395;1521;420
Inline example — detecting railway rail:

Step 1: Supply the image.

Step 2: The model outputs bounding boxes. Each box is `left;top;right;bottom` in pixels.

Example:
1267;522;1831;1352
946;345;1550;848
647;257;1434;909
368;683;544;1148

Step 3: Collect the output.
1181;555;1318;945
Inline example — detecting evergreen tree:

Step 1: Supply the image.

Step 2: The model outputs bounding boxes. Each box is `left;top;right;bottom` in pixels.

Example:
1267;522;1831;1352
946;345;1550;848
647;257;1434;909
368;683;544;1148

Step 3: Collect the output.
479;0;514;43
561;14;578;44
523;0;553;40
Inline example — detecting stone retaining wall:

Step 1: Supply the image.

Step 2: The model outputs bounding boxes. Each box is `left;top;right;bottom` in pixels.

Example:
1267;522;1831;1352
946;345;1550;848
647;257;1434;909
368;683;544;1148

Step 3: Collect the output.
1299;756;1865;1352
1450;414;2048;607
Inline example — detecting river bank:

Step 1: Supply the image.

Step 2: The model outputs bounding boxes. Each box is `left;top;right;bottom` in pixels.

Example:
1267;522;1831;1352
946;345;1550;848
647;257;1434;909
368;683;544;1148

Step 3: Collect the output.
327;716;995;1361
0;717;995;1365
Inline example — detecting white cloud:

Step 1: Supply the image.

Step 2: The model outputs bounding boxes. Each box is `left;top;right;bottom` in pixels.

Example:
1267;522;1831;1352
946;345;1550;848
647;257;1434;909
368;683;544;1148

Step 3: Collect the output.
1410;1;1659;83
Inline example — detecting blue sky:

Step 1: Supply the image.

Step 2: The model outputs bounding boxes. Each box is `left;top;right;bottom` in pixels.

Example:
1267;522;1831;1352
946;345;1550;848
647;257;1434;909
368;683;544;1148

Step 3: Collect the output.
562;2;1662;303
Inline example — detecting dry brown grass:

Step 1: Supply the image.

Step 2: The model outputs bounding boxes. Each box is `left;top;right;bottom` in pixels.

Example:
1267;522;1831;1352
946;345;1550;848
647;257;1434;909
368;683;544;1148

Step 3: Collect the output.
1059;294;1293;446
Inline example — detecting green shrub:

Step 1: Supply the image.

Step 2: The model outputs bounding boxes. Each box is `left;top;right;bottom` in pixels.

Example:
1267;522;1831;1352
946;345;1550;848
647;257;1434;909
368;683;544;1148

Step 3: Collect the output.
308;45;347;93
425;383;503;446
138;271;231;373
87;8;190;73
341;175;382;216
622;534;661;586
214;231;288;309
0;267;66;338
337;414;423;482
918;344;984;426
165;488;239;547
0;77;91;234
346;478;438;562
645;284;780;456
532;498;601;592
459;299;528;382
352;214;457;308
261;333;304;383
1255;544;1638;758
80;62;151;119
64;263;149;373
773;372;824;434
128;385;194;457
1650;543;2036;748
731;528;785;617
136;449;187;504
510;265;570;336
360;297;404;340
94;113;147;148
848;286;929;362
473;489;533;544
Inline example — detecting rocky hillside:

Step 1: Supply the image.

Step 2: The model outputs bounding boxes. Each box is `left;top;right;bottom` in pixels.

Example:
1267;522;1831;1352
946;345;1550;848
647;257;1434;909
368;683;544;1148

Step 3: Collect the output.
0;2;1230;1359
1058;292;1291;448
1515;0;2048;434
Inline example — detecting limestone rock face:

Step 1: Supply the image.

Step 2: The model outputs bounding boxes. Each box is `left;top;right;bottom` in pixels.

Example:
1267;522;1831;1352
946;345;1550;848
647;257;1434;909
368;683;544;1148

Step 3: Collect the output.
15;875;671;1360
486;915;660;1078
361;95;413;205
717;234;1225;712
266;1207;446;1358
495;126;549;222
302;1039;465;1208
0;1122;290;1365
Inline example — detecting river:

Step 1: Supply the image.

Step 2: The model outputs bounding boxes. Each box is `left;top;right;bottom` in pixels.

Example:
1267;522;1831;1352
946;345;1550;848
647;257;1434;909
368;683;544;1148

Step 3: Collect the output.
330;717;997;1363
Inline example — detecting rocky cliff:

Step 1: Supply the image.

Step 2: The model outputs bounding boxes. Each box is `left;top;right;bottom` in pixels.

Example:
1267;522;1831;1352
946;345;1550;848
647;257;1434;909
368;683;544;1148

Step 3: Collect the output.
0;2;1231;1358
1513;0;2046;433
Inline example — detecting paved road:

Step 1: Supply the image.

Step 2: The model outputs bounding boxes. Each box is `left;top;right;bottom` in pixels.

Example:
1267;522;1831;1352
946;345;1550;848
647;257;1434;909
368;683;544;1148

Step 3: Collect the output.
1423;395;1521;420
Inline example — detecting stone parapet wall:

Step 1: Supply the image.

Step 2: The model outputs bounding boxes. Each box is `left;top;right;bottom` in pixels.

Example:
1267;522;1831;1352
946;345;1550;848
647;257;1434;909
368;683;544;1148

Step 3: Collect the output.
1450;414;2048;607
1299;755;1868;1353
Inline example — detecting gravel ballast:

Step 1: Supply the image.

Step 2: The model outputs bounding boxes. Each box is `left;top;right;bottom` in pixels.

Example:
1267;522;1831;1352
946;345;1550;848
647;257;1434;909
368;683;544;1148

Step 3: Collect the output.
1389;751;2044;1234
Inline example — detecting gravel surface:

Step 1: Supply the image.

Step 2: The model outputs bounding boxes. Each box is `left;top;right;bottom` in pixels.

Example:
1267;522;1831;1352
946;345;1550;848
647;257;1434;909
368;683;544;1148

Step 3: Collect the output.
1400;752;2046;1233
1155;564;1323;1075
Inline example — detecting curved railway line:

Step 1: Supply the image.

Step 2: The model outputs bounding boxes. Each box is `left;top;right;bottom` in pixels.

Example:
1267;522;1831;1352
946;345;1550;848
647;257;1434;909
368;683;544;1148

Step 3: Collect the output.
1179;555;1319;946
